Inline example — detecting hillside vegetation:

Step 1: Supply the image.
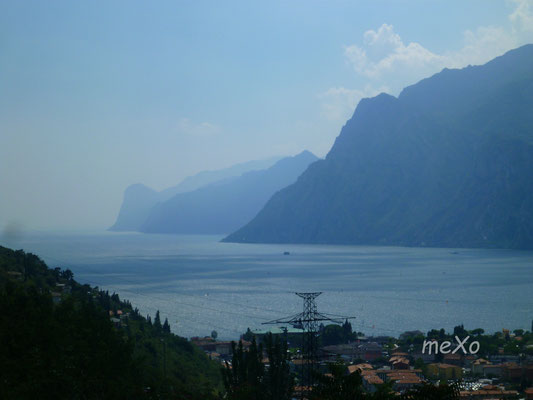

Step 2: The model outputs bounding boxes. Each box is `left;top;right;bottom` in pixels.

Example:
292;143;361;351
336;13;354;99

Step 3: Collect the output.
0;246;222;399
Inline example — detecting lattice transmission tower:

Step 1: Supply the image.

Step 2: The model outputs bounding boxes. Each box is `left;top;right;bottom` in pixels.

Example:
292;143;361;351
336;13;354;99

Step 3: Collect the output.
263;292;354;398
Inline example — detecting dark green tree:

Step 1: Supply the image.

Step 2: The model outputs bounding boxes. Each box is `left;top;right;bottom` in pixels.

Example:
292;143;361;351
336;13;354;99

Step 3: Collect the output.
414;357;425;371
163;317;170;333
322;324;347;346
60;268;74;281
242;327;254;341
222;338;265;400
312;362;365;400
343;319;353;339
154;310;162;330
453;325;467;338
263;333;294;400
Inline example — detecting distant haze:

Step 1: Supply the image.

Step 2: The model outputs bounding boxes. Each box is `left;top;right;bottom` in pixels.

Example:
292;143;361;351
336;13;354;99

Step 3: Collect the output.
1;1;532;230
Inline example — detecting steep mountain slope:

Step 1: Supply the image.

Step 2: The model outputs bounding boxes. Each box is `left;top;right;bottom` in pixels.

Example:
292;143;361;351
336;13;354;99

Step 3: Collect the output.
109;156;281;231
109;184;160;232
140;151;319;234
223;45;533;249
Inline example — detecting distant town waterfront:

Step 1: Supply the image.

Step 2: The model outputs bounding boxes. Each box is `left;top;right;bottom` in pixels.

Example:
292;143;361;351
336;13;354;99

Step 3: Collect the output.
2;231;532;340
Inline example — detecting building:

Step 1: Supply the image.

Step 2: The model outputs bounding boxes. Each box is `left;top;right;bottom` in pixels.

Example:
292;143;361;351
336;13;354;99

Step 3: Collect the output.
482;364;503;378
390;356;410;370
443;353;463;366
55;282;71;294
502;362;522;382
347;363;373;374
379;370;423;392
7;271;23;281
489;354;520;364
427;363;462;380
361;370;384;393
321;344;358;361
472;359;491;375
369;336;394;345
390;374;423;392
191;337;217;352
361;342;384;361
459;385;518;399
411;350;435;363
51;292;62;304
321;342;383;362
464;355;477;368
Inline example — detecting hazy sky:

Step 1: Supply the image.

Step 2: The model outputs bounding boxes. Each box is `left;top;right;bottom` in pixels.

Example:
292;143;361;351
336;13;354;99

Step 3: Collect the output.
1;0;533;230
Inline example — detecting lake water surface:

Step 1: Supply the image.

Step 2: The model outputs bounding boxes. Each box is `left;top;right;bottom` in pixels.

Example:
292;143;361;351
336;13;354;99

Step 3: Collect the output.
2;231;532;340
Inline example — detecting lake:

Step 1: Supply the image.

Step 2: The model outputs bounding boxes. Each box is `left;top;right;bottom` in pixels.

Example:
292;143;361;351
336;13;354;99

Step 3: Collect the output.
2;231;532;340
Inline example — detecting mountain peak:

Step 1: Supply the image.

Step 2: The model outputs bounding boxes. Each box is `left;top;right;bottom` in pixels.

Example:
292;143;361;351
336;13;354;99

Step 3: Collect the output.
223;45;533;249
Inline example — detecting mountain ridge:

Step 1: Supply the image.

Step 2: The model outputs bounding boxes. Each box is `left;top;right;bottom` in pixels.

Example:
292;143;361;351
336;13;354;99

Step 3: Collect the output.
223;44;533;249
109;156;282;231
140;150;319;234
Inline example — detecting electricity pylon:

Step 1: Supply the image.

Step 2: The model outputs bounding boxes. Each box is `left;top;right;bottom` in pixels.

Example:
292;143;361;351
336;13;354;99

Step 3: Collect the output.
263;292;354;398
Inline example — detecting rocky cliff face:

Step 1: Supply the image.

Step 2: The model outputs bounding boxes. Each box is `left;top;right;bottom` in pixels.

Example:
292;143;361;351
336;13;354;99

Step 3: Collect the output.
223;45;533;249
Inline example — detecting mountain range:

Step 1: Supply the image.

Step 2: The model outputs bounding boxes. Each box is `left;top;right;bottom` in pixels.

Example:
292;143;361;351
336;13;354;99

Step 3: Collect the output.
223;44;533;249
109;156;282;231
140;151;318;234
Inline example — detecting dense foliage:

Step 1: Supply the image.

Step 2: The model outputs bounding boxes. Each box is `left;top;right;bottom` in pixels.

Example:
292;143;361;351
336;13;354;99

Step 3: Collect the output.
222;334;294;400
225;333;461;400
0;246;222;399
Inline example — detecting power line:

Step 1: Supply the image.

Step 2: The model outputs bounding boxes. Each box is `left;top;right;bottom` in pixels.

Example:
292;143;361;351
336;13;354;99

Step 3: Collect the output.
41;255;282;321
263;292;355;399
89;273;287;316
41;254;420;338
84;278;243;336
82;277;276;321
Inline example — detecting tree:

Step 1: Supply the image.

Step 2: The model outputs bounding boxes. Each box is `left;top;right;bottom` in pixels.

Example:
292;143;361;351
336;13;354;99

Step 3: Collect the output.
60;268;74;281
263;333;294;400
211;330;218;340
154;310;162;330
242;328;254;341
312;362;365;400
0;245;223;400
453;325;467;338
321;324;346;346
163;318;171;333
342;319;353;339
414;358;425;371
222;338;265;400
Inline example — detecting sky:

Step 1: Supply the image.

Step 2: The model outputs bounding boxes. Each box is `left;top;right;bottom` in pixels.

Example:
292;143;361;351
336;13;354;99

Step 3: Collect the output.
1;0;533;231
